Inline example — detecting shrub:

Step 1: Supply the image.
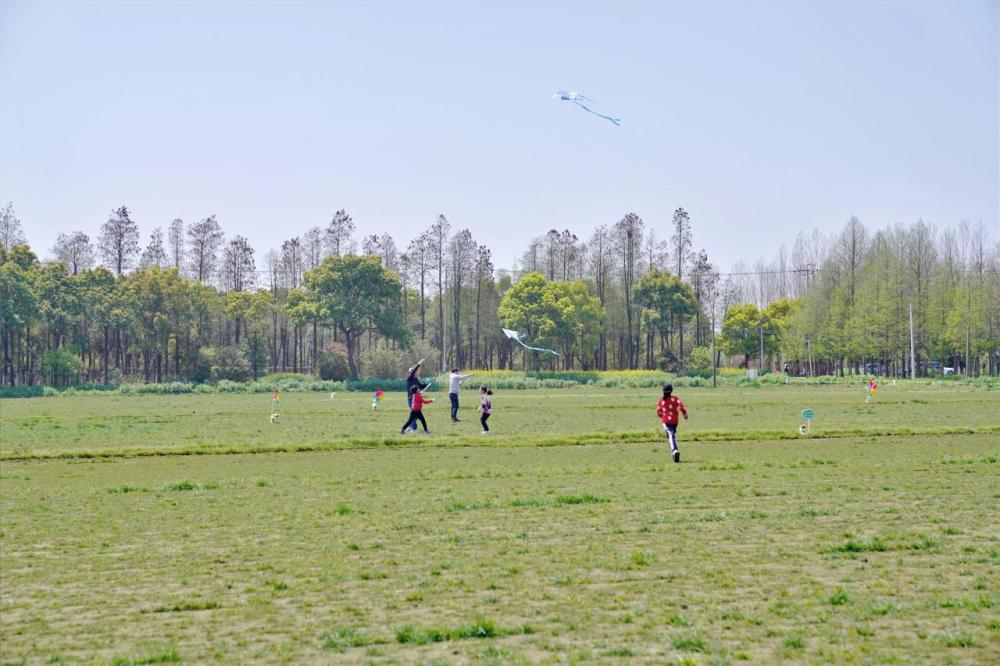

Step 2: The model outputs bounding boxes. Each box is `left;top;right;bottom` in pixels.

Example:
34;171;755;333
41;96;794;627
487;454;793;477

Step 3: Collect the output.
317;343;350;381
687;345;713;376
41;348;83;386
361;346;408;379
191;347;213;383
209;346;251;382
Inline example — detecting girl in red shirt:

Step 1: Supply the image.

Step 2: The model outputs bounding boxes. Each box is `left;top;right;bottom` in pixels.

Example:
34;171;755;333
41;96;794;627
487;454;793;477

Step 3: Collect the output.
656;383;688;463
399;385;434;434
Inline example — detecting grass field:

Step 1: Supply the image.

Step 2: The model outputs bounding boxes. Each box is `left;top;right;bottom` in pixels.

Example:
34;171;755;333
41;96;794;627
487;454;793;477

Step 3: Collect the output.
1;384;997;664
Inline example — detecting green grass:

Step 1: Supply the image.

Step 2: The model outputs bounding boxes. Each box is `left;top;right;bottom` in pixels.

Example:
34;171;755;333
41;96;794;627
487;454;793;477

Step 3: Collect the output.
0;385;998;662
2;383;997;459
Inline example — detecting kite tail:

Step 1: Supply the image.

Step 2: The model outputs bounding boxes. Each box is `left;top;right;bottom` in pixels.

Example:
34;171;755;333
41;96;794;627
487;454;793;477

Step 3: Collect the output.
575;101;621;126
514;339;560;356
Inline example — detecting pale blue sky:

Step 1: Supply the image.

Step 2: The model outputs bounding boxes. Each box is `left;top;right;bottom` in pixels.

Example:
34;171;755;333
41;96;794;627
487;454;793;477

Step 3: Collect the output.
1;0;997;271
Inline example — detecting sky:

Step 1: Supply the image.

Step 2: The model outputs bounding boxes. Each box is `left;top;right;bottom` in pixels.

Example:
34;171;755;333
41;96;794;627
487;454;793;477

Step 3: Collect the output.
1;0;997;272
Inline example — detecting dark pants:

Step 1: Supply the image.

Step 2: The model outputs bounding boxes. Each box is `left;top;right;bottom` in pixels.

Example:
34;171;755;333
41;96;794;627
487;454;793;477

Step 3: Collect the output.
402;410;428;432
663;423;678;452
480;412;490;431
407;392;417;430
449;393;459;420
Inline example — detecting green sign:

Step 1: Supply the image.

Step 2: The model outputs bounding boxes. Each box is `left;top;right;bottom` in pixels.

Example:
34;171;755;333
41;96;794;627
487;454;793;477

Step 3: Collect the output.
802;408;815;421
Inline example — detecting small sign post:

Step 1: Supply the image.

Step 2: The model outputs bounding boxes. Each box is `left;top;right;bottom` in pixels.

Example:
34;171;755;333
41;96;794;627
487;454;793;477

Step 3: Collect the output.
799;408;815;435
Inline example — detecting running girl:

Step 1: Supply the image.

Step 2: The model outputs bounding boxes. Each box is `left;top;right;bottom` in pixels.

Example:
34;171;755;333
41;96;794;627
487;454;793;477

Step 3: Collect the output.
400;385;433;434
657;383;688;463
479;386;493;434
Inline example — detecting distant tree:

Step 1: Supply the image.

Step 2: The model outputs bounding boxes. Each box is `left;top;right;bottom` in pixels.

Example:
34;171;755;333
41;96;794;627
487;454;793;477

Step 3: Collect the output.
325;209;355;257
498;272;603;369
280;237;304;288
407;233;432;339
449;229;477;365
634;269;696;369
305;255;409;378
614;212;644;368
167;219;185;270
521;236;543;273
671;207;692;281
52;231;94;275
688;249;717;346
0;203;26;250
302;226;323;270
187;215;225;283
221;235;256;293
473;244;494;366
428;214;451;368
363;233;399;272
720;303;780;369
586;225;612;369
139;227;169;269
98;206;140;276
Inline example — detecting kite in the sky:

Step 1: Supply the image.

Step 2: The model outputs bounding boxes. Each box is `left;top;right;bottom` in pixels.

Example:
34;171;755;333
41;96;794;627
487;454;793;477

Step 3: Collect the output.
502;328;560;356
553;91;621;126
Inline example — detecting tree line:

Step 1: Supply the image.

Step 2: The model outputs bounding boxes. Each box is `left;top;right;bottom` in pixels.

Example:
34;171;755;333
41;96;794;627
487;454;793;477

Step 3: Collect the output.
0;201;996;386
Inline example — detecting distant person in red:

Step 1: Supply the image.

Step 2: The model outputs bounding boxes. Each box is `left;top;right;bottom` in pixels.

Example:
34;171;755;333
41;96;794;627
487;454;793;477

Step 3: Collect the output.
657;383;688;463
399;385;434;434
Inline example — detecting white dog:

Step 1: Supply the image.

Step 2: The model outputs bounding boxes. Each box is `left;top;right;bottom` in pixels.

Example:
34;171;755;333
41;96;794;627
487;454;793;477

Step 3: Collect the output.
270;413;280;423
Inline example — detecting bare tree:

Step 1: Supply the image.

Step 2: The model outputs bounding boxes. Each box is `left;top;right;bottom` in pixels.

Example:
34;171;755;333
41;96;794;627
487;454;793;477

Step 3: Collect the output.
98;206;140;276
449;229;477;366
302;226;323;271
52;231;94;275
521;236;543;273
280;237;304;289
0;203;26;249
644;227;667;273
473;245;494;366
222;235;256;293
139;227;168;269
558;229;579;280
428;214;451;368
587;225;612;368
614;213;644;368
407;232;432;339
671;207;692;281
167;218;185;270
689;249;715;346
186;215;225;283
325;209;355;257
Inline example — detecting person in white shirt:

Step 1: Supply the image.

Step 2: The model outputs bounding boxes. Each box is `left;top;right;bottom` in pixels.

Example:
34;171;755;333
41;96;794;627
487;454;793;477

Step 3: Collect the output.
448;368;474;422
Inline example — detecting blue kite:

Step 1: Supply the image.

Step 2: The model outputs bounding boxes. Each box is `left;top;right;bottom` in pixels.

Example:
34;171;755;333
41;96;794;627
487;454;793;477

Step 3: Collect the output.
553;91;620;126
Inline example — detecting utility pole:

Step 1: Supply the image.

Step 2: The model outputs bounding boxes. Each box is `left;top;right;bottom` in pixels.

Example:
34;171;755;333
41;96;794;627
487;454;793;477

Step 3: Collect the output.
711;309;717;388
759;314;765;375
807;336;814;377
908;303;916;379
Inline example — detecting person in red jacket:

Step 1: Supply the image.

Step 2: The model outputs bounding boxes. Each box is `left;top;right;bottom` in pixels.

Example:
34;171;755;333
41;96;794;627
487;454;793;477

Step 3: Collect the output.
400;385;434;434
657;383;688;463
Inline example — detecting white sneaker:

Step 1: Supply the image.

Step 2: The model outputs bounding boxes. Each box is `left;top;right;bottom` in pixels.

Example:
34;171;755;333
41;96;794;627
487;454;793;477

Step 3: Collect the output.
481;430;490;435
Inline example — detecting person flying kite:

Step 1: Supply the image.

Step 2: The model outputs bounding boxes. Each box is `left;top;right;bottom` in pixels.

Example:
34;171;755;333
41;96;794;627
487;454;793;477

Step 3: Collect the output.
553;91;621;126
502;328;559;356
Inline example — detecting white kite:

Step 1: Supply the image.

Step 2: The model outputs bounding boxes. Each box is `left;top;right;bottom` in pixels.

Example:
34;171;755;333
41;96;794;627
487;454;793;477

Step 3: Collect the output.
502;328;560;356
553;91;621;126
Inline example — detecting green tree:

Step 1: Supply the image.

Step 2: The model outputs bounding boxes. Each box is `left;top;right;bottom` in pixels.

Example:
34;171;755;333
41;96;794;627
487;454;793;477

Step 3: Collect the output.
304;255;409;378
633;269;696;369
720;303;779;369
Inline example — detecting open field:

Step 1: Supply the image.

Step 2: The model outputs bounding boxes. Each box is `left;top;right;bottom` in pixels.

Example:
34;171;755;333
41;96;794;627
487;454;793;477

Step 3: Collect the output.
1;384;997;459
1;385;998;664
